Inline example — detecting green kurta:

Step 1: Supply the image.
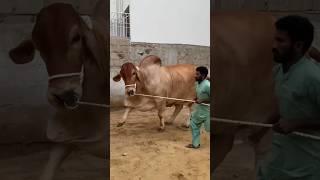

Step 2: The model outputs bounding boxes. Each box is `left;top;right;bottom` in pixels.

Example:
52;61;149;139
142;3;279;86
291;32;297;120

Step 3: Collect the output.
258;56;320;180
190;79;210;147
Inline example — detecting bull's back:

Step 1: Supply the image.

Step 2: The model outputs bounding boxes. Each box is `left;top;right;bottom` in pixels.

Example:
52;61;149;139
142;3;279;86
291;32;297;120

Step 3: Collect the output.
163;64;196;104
213;12;276;133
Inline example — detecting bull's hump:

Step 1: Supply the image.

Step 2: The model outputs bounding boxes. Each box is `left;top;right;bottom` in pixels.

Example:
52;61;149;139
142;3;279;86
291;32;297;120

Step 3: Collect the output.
140;55;161;67
37;3;78;24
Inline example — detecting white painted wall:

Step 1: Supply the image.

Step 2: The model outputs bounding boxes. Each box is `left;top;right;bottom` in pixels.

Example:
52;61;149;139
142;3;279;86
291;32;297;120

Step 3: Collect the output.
110;0;130;13
130;0;210;46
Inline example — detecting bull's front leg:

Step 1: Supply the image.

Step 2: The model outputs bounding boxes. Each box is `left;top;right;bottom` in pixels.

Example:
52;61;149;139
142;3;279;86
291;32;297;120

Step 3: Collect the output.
39;143;74;180
117;107;132;127
156;101;166;131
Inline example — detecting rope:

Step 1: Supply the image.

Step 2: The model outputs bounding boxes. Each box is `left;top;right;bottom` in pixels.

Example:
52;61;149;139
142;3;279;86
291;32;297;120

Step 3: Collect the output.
48;66;84;81
77;101;109;108
134;93;210;106
212;117;320;140
48;72;82;81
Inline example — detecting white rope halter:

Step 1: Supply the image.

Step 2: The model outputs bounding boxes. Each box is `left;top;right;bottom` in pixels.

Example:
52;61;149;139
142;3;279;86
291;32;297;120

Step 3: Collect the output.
48;66;85;109
125;83;136;89
48;66;84;82
48;72;82;81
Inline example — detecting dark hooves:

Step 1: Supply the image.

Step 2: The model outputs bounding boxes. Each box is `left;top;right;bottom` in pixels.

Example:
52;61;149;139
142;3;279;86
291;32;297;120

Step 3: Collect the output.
117;122;125;127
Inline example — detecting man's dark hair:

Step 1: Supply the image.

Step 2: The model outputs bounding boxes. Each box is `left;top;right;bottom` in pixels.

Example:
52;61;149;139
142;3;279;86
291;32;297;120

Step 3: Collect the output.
196;66;208;77
275;15;314;53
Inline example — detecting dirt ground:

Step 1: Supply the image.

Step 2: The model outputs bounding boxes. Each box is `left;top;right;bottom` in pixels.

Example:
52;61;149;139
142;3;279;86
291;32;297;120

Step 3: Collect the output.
213;140;256;180
0;107;256;180
110;107;210;180
0;143;106;180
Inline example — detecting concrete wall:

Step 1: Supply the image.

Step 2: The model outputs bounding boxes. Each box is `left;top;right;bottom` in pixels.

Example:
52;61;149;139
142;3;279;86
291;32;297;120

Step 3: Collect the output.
110;37;210;107
0;16;54;144
110;38;129;107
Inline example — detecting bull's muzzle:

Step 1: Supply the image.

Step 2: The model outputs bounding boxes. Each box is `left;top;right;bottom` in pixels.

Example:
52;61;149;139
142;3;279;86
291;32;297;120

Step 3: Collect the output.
125;83;136;96
59;90;80;109
127;90;135;96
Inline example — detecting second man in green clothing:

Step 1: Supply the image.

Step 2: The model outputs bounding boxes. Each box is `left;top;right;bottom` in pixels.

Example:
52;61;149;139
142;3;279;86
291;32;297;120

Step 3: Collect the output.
256;15;320;180
186;66;210;149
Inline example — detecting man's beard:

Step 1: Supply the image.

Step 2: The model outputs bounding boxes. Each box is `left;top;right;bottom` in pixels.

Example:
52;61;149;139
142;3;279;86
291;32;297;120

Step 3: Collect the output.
272;48;293;63
196;76;204;82
273;50;284;63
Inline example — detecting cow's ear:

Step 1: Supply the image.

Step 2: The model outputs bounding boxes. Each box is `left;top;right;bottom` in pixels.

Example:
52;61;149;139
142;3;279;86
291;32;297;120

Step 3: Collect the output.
113;73;121;82
83;29;99;61
82;26;107;74
9;39;35;64
135;66;141;81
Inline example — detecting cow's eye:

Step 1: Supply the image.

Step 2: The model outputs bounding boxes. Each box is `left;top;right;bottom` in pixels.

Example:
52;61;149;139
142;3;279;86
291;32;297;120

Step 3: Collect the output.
72;34;81;44
132;72;136;75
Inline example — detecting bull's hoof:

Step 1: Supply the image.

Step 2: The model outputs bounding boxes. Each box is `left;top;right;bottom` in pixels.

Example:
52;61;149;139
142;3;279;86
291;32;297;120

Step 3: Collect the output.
158;127;165;132
117;122;125;127
177;124;189;131
181;124;190;128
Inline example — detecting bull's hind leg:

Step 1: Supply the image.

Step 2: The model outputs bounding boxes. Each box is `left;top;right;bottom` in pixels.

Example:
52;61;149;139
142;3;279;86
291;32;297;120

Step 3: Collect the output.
117;107;132;127
166;104;183;125
39;144;74;180
182;103;193;128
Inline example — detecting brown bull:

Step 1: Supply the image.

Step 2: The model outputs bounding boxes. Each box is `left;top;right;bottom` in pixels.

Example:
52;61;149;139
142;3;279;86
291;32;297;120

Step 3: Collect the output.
212;11;320;176
113;55;196;131
8;1;107;180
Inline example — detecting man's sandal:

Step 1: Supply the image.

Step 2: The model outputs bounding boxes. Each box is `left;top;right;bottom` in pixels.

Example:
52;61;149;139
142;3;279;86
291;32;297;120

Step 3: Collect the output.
185;144;200;149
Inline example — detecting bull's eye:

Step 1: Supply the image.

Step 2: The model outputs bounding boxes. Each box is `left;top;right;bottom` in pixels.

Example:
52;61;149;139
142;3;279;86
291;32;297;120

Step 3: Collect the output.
72;34;81;44
132;72;136;76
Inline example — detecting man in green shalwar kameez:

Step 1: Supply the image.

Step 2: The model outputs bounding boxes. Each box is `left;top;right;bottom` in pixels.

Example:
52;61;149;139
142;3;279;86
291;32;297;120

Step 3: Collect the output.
186;66;210;149
256;15;320;180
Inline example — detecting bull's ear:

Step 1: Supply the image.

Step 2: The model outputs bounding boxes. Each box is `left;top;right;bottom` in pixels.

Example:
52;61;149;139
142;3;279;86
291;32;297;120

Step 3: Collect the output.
9;39;35;64
82;27;107;73
113;73;121;82
83;29;100;62
135;66;141;81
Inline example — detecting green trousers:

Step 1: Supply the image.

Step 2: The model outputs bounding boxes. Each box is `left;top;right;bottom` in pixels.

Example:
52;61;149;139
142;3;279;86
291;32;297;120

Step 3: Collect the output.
190;109;210;147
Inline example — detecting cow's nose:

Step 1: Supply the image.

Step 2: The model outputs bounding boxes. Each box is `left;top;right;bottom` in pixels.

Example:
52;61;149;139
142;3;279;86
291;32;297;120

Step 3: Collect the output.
61;90;79;108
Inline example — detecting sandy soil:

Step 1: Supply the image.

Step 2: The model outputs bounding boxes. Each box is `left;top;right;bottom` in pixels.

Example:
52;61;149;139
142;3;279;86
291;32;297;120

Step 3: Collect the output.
0;107;256;180
0;143;105;180
213;140;256;180
110;107;210;180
